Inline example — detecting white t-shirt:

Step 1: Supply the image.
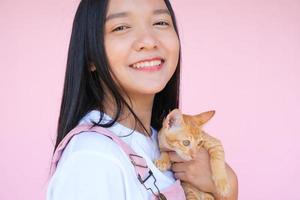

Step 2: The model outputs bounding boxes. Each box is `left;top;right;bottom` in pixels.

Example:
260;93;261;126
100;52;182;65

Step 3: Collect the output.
47;110;176;200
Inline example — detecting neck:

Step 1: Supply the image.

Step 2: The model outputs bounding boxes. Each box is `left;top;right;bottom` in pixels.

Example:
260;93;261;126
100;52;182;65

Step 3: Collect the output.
103;92;155;136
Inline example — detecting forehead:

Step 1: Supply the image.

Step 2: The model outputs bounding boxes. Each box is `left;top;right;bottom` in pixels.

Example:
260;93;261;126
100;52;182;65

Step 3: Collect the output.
106;0;167;15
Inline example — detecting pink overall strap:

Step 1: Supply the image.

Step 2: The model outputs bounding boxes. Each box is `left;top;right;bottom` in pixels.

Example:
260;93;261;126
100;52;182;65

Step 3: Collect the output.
50;124;187;200
50;124;149;180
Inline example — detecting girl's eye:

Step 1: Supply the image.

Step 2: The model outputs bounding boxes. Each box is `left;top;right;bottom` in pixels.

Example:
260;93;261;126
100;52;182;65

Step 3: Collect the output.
112;25;130;32
154;21;170;26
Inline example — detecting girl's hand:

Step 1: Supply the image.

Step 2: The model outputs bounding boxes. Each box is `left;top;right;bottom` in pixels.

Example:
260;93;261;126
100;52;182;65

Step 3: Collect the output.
168;149;238;200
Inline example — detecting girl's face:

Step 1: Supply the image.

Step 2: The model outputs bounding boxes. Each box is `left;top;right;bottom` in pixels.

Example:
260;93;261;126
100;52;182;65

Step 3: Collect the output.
104;0;180;97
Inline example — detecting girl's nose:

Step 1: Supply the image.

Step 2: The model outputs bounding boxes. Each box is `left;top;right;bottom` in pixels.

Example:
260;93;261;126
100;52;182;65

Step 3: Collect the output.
133;30;159;51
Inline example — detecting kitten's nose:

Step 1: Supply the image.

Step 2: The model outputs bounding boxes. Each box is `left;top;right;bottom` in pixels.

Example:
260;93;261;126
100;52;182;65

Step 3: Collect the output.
189;149;197;158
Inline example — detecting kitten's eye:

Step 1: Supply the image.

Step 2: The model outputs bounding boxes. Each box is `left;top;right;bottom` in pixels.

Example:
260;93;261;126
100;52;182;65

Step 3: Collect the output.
182;140;190;146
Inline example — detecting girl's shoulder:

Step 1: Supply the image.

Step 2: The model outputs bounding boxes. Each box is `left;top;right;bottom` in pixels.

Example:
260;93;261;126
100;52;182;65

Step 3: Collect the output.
58;130;128;166
47;131;133;200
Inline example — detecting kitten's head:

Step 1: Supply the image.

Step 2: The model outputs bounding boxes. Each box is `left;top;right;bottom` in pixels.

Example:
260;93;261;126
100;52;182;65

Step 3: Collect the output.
160;109;215;160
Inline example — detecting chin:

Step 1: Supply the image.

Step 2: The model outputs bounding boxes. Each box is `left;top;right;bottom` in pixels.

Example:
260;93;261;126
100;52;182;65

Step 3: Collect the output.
139;83;168;94
143;88;165;95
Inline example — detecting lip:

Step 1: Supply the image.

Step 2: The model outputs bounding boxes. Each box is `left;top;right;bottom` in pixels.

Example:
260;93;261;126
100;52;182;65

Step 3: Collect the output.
129;57;165;72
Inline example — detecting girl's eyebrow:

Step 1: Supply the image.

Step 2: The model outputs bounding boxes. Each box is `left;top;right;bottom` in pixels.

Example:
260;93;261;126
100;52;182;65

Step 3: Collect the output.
106;12;128;22
153;8;170;16
106;9;170;22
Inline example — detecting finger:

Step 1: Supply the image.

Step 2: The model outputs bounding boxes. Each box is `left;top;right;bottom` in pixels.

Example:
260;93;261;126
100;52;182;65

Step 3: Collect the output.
192;147;210;160
174;172;188;182
168;151;185;163
171;162;186;173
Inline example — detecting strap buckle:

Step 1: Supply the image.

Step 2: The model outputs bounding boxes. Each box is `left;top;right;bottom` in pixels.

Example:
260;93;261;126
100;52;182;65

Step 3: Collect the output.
138;170;167;200
129;154;167;200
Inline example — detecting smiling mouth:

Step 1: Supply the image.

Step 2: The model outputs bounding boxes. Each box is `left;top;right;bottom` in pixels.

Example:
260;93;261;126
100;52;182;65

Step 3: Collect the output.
129;58;165;71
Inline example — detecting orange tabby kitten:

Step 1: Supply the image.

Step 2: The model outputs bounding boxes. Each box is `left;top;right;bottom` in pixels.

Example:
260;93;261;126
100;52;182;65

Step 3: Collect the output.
154;109;230;200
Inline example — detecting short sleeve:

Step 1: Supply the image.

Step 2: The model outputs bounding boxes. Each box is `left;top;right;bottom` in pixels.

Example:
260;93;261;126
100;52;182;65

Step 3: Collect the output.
47;151;127;200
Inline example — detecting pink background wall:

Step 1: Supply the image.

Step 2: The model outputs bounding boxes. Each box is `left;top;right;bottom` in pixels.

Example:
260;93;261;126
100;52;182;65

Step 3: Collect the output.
0;0;299;199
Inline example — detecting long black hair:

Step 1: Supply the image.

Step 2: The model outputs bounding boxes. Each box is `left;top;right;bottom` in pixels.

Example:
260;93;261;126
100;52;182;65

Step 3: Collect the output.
53;0;182;152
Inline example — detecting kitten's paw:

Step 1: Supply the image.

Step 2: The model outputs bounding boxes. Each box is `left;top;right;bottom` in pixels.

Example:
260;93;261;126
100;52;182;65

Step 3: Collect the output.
213;176;231;197
198;192;214;200
185;193;199;200
154;159;171;171
202;193;215;200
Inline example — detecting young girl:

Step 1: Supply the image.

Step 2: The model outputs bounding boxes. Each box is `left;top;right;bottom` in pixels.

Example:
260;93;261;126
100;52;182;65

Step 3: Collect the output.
47;0;238;199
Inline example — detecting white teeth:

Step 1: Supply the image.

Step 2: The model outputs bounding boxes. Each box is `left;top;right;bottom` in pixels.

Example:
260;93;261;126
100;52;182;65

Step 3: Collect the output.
132;60;162;68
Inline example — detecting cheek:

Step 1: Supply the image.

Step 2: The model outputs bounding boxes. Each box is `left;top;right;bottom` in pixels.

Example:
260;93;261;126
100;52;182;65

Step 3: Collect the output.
162;33;180;71
104;35;133;67
164;32;180;56
103;39;130;86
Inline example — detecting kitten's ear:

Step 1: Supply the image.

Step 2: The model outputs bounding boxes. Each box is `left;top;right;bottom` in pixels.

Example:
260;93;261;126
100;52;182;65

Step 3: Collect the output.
163;109;184;129
194;110;215;126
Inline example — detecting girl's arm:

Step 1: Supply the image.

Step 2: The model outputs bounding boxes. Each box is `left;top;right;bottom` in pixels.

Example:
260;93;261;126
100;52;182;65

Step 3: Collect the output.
169;150;238;200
